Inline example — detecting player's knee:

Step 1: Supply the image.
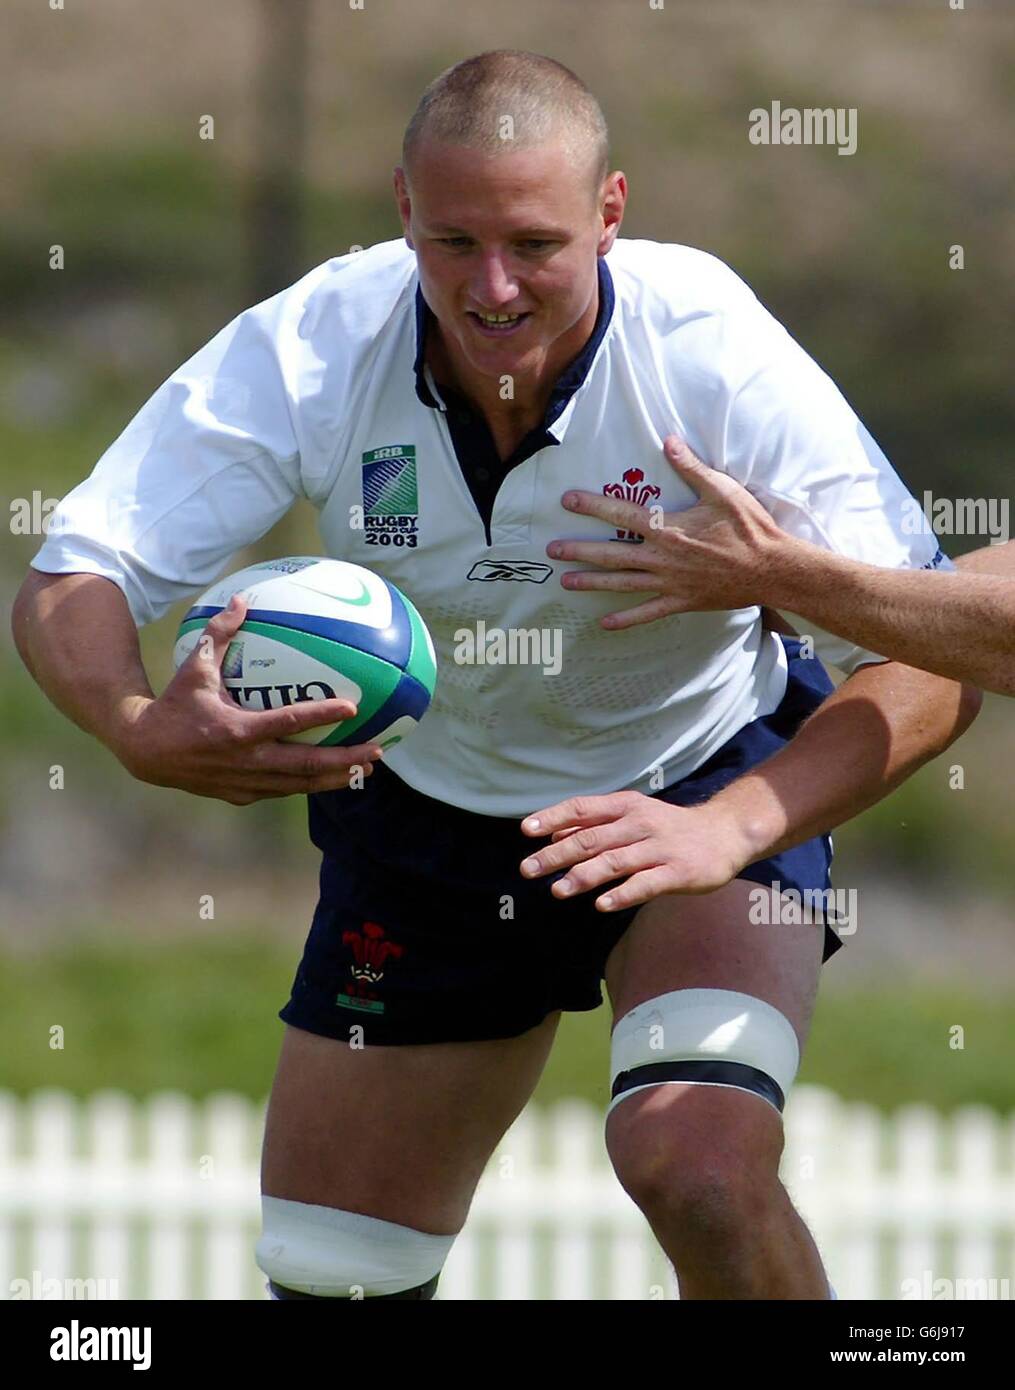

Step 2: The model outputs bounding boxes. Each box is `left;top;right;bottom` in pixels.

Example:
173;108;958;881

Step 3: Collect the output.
605;988;796;1233
255;1195;457;1299
609;1095;782;1241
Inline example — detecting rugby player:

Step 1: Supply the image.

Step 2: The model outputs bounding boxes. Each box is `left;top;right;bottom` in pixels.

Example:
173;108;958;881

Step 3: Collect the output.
559;439;1015;694
12;51;981;1300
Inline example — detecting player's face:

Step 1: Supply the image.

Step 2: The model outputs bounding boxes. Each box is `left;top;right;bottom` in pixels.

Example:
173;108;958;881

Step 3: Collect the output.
395;138;624;388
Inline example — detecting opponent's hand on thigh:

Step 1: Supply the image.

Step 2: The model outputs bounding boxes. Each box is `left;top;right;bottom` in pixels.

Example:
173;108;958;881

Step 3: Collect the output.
519;791;756;911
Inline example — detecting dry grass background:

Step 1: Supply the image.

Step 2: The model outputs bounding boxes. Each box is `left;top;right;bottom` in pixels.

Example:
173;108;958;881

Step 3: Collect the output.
4;0;1013;257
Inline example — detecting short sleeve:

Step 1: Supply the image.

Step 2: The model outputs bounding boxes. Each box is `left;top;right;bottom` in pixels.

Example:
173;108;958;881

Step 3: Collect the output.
30;303;304;627
717;296;952;674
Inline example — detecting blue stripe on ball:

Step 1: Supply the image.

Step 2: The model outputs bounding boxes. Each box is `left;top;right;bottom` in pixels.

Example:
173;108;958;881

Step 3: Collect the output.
183;596;413;668
337;672;434;746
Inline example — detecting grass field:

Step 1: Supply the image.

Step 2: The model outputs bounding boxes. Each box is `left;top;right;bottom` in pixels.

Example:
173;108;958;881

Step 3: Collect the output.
4;934;1015;1112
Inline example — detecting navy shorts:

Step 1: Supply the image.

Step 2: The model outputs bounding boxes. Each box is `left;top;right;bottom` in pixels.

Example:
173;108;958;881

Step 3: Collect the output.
280;638;840;1047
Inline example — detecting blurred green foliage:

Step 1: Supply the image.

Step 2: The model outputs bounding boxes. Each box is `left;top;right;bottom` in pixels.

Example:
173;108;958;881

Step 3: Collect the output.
3;936;1012;1113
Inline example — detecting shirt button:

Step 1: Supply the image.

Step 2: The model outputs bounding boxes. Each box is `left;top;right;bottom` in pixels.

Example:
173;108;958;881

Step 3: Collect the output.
475;467;490;482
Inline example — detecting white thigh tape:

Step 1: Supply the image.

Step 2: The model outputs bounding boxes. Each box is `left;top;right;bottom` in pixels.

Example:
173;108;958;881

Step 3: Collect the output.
608;988;800;1117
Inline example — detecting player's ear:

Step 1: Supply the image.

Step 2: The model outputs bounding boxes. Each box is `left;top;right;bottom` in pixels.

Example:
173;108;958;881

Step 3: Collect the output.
596;171;626;255
393;167;415;249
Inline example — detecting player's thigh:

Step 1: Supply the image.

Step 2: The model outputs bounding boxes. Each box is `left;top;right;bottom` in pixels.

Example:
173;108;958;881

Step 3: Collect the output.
261;1014;560;1234
604;877;823;1045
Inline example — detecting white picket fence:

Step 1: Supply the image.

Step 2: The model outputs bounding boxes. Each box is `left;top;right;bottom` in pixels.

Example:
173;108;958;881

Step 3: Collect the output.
1;1085;1013;1300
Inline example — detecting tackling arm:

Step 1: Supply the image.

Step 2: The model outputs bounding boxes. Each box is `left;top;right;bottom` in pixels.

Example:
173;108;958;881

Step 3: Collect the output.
703;660;982;864
641;442;1015;695
761;539;1015;696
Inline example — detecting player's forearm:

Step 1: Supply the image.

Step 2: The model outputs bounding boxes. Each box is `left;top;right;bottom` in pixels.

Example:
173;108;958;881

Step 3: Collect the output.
11;570;155;757
762;542;1015;695
707;662;981;861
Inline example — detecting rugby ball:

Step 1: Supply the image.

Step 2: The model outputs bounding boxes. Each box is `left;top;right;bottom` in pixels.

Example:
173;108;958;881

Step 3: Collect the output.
173;557;437;747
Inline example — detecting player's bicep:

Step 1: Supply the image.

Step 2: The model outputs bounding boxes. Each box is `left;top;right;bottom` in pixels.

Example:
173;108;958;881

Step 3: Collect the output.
31;312;304;627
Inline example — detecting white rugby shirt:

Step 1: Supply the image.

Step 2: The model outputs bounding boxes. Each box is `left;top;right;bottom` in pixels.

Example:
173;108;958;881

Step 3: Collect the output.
32;238;949;816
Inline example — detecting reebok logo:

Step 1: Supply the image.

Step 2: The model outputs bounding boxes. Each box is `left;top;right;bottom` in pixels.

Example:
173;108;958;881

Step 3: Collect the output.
467;560;553;583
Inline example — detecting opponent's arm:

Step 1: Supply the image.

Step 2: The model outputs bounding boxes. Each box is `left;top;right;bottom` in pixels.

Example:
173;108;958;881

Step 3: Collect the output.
559;438;1015;694
759;536;1015;696
530;472;984;903
702;659;981;864
529;435;987;903
667;441;1015;693
519;656;980;910
531;485;984;905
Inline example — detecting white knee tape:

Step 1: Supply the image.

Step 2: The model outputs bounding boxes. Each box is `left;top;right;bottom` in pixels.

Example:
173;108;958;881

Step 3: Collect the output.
608;988;800;1118
255;1196;456;1297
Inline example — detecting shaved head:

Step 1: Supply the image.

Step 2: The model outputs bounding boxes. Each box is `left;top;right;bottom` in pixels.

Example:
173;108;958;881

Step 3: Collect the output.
394;51;625;413
402;50;609;197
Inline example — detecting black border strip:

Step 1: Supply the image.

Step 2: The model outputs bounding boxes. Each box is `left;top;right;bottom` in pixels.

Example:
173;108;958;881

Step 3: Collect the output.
611;1059;785;1112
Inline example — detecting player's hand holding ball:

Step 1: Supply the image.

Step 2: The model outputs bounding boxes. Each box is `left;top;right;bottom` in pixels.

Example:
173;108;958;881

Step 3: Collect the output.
118;557;436;806
116;594;385;805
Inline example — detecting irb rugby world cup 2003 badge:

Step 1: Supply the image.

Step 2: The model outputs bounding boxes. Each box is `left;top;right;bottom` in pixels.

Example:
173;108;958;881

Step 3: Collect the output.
361;445;419;549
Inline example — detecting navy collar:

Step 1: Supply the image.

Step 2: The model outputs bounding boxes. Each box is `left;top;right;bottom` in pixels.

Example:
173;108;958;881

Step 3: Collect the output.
412;255;615;425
